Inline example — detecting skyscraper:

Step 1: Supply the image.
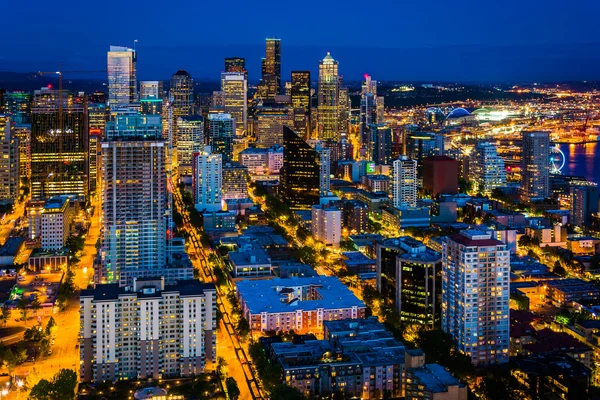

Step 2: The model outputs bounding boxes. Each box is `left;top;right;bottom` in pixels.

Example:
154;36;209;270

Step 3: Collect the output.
12;125;30;179
315;142;331;196
170;70;194;147
3;91;31;124
392;155;417;209
139;81;164;100
472;142;506;195
291;71;311;139
221;72;247;132
225;57;247;78
522;131;550;201
280;127;321;209
570;184;599;227
107;45;137;107
208;113;236;163
0;115;19;203
100;115;166;286
338;87;350;135
30;88;88;199
368;124;393;165
193;146;222;212
254;106;294;148
176;116;204;176
422;156;459;197
317;53;340;141
360;74;384;148
263;38;281;98
442;230;510;365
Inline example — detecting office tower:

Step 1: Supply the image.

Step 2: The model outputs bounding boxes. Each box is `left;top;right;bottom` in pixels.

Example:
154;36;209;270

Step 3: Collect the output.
88;131;101;197
170;70;194;147
360;74;384;148
263;38;281;98
30;88;88;199
80;278;217;383
442;230;510;365
224;57;247;78
139;81;164;100
193;146;222;212
222;163;249;200
140;97;163;116
291;71;311;139
88;102;108;136
522;131;550;201
317;53;340;141
392;155;417;209
0;115;19;203
3;91;31;124
570;185;599;226
176;116;204;176
368;124;393;165
41;196;73;250
338;87;350;135
12;124;30;179
314;142;331;196
405;132;443;164
208;113;236;163
101;115;166;286
376;237;441;326
221;72;247;132
472;142;506;195
280;127;321;209
107;45;137;107
311;205;342;247
255;106;293;148
422;155;459;197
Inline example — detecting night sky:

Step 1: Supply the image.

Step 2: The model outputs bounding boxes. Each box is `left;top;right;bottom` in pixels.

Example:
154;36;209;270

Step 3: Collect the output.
3;0;600;82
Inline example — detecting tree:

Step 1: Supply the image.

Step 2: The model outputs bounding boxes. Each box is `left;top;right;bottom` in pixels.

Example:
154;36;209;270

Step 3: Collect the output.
1;348;17;375
225;376;240;400
269;384;305;400
16;297;29;325
236;317;251;340
216;356;228;377
0;307;10;328
29;379;53;400
30;298;41;317
45;316;57;337
51;369;78;399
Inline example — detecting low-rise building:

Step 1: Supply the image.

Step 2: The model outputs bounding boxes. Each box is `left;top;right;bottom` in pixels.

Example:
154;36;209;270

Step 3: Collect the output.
80;278;217;383
41;196;74;251
228;249;272;278
236;276;366;334
405;362;467;400
311;204;342;247
202;210;236;232
0;237;24;266
525;224;567;247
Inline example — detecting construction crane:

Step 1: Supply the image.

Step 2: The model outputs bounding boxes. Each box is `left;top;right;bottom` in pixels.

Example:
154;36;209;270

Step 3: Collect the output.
36;69;106;198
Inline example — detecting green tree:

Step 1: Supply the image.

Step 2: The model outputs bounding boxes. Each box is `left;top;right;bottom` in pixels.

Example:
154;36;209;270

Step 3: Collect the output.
269;384;305;400
29;379;53;400
0;307;10;328
30;297;41;317
216;356;228;377
16;297;29;324
225;376;240;400
51;368;78;399
236;317;251;340
45;316;57;337
1;348;17;375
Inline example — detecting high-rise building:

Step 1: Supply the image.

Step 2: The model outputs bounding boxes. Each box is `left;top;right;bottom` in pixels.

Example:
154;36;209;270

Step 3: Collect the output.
291;71;311;139
31;88;88;199
254;106;293;148
280;127;321;209
360;75;384;148
311;204;342;247
41;196;73;251
80;278;216;383
422;155;459;197
170;70;194;146
224;57;247;78
570;184;599;227
338;87;350;135
0;115;19;203
405;132;443;164
442;230;510;365
221;72;247;132
12;124;30;179
314;142;331;196
222;163;249;200
193;146;222;212
139;81;164;100
88;102;108;136
368;124;393;165
376;237;441;326
107;45;137;107
392;155;417;209
317;53;340;141
88;131;101;197
100;115;166;286
472;142;506;195
522;131;550;201
3;91;31;124
262;38;281;98
176;116;204;176
208;113;236;163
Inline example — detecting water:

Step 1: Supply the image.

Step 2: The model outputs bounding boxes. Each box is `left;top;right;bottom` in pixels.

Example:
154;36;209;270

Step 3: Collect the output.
558;142;600;184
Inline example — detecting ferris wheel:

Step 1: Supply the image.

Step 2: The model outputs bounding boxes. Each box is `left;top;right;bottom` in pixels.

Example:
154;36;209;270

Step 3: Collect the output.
550;144;566;174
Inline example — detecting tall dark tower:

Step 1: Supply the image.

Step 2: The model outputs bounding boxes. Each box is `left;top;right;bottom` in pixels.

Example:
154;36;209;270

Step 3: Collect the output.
291;71;311;140
263;38;281;98
225;57;247;79
279;127;320;209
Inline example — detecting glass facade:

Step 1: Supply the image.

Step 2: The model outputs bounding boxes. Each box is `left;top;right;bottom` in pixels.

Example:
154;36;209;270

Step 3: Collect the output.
317;53;340;141
291;71;311;140
280;127;320;209
107;45;137;107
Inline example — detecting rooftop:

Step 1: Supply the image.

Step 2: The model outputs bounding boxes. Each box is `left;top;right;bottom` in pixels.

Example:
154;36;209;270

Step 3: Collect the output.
0;237;24;257
449;230;504;247
410;364;465;393
228;249;271;266
81;279;215;301
236;276;365;314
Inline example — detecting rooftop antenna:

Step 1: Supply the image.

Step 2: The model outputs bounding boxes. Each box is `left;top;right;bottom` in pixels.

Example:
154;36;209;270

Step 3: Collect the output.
133;39;138;52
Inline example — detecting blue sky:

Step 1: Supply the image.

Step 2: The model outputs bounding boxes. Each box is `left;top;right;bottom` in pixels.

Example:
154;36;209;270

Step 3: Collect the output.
3;0;600;82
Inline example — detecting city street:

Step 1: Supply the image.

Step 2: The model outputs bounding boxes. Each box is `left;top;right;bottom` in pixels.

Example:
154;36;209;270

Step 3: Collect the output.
0;201;26;245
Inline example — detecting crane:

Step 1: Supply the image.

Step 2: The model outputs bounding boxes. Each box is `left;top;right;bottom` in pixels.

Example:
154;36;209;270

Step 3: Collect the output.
36;68;106;198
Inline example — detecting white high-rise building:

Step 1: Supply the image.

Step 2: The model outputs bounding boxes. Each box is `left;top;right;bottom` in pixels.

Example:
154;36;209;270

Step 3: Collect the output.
472;142;506;194
392;155;417;209
442;230;510;365
80;278;216;383
317;53;340;141
311;205;342;247
101;115;166;286
522;131;550;201
193;146;222;212
0;115;19;203
176;116;204;176
314;142;331;197
139;81;163;100
221;72;247;132
107;45;137;107
41;196;73;251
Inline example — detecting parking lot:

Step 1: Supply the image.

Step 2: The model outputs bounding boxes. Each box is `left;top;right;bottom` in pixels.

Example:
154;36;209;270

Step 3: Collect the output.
8;271;63;307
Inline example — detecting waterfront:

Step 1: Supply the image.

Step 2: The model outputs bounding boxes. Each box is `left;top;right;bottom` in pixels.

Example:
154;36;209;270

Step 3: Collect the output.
558;142;600;184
